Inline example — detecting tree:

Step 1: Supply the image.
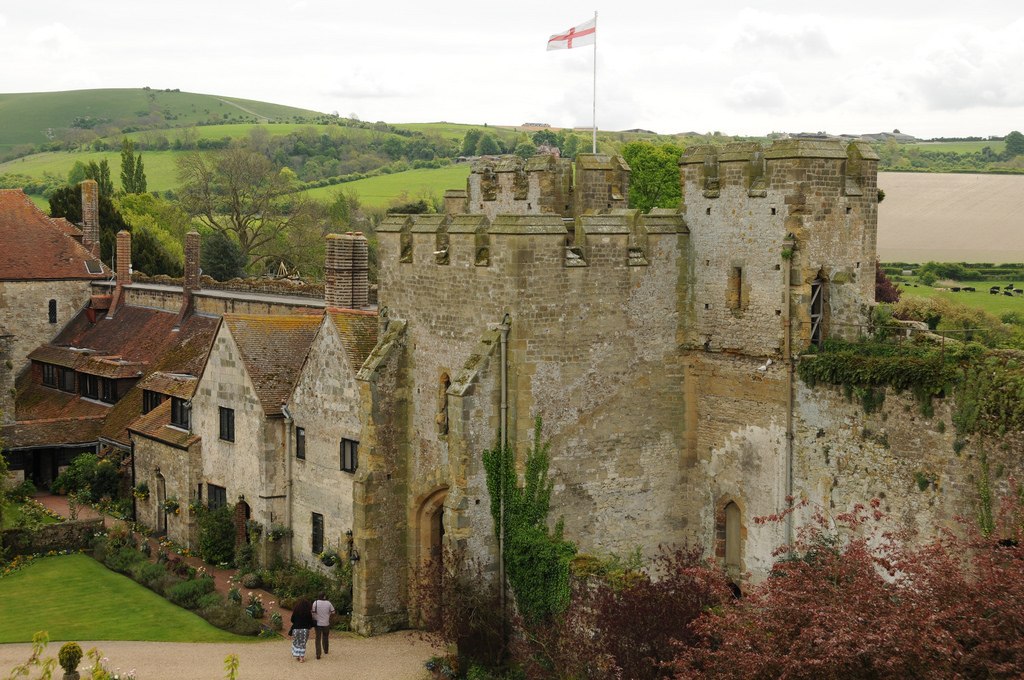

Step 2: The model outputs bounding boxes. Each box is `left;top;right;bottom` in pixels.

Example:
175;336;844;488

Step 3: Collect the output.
621;141;683;212
119;138;148;194
476;133;501;156
1005;130;1024;158
176;147;322;269
461;129;483;156
531;129;559;148
513;141;537;159
874;261;901;303
201;230;247;281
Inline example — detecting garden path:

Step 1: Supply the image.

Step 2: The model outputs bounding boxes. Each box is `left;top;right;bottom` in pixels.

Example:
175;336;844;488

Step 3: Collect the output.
0;630;441;679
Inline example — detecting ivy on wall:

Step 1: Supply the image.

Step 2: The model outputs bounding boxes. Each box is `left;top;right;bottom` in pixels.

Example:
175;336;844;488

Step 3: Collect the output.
482;417;577;622
799;339;1024;436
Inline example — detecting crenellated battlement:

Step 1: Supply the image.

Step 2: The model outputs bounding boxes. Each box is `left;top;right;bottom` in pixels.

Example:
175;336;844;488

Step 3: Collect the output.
679;139;879;201
465;153;630;220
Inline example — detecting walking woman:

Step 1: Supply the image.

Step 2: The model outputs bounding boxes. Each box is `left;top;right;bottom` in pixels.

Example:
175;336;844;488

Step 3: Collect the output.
288;598;314;662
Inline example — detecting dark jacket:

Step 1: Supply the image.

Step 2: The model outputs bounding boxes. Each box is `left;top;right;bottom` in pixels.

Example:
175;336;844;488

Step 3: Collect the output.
289;606;315;633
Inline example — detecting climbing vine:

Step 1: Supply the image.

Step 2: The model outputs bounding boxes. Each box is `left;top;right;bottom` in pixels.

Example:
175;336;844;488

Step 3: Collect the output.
482;417;576;622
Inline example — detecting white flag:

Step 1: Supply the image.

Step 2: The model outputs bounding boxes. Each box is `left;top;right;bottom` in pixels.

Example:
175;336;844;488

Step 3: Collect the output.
546;17;596;50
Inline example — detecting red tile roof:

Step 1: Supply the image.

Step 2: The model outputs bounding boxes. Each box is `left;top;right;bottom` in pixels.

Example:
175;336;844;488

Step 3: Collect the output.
137;372;199;399
2;416;105;449
328;309;379;370
223;313;324;416
0;189;106;280
50;217;82;238
128;399;198;449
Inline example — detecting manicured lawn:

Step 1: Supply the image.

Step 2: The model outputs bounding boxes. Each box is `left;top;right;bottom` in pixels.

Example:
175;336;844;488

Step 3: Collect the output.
0;555;252;643
898;280;1024;317
0;501;59;530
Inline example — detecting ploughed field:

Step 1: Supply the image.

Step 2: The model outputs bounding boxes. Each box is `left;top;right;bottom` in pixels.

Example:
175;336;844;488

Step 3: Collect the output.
878;172;1024;264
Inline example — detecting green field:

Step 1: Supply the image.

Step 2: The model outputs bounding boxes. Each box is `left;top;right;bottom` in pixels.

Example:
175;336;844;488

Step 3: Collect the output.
299;164;472;206
0;89;322;151
899;280;1024;317
0;150;181;192
0;555;253;643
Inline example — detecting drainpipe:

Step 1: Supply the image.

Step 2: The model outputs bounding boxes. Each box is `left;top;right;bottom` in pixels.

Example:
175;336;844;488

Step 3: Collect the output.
782;235;796;547
497;313;511;644
282;403;294;562
130;438;137;522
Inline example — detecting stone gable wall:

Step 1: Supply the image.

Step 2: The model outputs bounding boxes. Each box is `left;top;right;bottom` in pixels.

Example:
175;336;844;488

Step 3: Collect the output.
287;319;362;568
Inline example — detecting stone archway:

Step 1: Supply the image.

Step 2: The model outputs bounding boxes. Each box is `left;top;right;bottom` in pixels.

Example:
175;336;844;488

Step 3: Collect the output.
413;487;448;627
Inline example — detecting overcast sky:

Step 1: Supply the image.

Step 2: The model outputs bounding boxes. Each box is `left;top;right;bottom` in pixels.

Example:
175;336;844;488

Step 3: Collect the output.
2;1;1022;138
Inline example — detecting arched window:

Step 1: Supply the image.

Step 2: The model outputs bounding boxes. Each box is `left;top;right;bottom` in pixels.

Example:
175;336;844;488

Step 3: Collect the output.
724;501;741;573
810;274;827;346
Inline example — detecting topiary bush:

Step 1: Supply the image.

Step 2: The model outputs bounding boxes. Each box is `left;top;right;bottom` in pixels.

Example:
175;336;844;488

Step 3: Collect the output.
198;602;261;636
58;641;82;674
197;504;236;565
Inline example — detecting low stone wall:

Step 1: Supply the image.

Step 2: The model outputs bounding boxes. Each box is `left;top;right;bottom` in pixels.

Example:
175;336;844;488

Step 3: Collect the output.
1;518;104;556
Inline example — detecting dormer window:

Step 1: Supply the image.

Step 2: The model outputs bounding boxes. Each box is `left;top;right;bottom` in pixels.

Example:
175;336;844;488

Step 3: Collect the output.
142;390;165;414
170;397;190;430
42;364;57;388
57;367;75;393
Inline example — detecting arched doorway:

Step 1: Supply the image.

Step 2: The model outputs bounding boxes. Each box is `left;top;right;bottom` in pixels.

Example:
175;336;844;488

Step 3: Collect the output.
234;500;251;548
414;488;448;628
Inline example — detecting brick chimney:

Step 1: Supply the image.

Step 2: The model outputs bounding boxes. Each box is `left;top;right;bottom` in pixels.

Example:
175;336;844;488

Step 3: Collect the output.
174;231;202;329
324;232;369;309
80;179;100;257
106;230;131;318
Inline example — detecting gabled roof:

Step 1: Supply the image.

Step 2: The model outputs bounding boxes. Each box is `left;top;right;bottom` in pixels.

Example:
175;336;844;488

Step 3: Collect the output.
223;313;323;416
103;312;219;445
50;217;82;238
0;189;105;281
328;309;378;370
51;305;183;365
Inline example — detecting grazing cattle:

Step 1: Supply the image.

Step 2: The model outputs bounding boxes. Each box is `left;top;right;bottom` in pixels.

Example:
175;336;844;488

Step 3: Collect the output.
1015;289;1023;296
1004;291;1014;297
1006;283;1016;290
963;286;976;292
990;286;1001;294
951;287;961;292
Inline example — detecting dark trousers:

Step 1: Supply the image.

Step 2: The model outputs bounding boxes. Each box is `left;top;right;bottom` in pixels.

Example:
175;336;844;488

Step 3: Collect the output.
315;625;330;657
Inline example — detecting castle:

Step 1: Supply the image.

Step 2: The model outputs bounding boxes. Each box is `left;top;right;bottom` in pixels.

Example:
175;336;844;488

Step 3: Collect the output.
2;141;1019;637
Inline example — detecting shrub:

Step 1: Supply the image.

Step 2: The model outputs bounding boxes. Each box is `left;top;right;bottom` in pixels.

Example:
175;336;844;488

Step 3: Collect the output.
197;504;236;565
130;561;166;589
58;642;82;673
168;576;216;609
240;571;262;589
198;602;261;636
197;592;223;609
104;546;145;575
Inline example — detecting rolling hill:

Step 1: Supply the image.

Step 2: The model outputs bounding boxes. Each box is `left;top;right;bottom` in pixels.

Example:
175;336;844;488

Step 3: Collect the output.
0;88;323;152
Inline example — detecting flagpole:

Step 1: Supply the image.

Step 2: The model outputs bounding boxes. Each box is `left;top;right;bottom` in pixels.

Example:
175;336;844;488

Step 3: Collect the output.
592;10;598;153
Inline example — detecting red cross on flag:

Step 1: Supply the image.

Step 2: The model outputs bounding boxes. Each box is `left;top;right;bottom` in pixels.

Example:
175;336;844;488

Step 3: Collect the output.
546;17;596;50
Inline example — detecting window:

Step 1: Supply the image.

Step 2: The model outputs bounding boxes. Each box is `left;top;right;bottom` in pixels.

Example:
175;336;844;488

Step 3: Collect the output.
48;299;57;324
296;427;306;460
810;275;826;346
725;502;741;573
170;397;190;429
142;390;164;414
80;374;99;399
219;407;235;442
100;378;117;404
311;512;324;554
341;439;358;473
727;266;744;310
42;364;57;387
57;367;75;393
437;373;451;436
207;484;227;511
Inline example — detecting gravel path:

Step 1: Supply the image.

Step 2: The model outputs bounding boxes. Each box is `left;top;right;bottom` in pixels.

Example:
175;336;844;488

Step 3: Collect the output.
0;631;440;680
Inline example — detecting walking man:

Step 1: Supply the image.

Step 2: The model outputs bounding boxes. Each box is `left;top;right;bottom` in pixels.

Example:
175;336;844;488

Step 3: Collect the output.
312;591;336;659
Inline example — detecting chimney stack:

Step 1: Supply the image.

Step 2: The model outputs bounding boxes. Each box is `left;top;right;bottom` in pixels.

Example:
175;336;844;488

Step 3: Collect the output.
80;179;100;257
116;230;132;286
175;231;202;328
105;230;132;318
324;232;370;309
